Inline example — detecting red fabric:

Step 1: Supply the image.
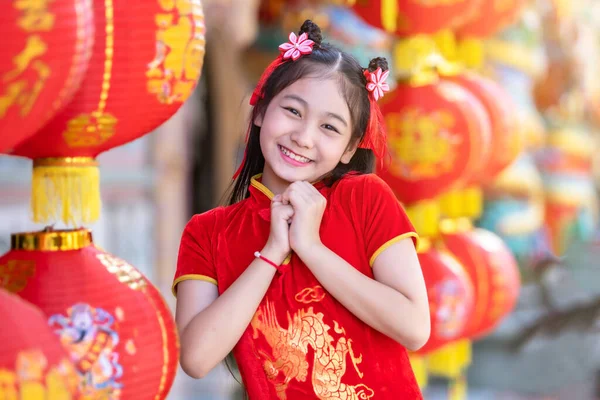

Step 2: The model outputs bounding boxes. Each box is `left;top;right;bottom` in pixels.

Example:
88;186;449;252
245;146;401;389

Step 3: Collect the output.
360;93;389;165
174;173;422;399
249;56;285;106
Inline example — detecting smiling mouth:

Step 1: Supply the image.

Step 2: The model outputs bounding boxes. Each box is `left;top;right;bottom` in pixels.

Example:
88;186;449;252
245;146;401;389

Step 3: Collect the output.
278;145;312;164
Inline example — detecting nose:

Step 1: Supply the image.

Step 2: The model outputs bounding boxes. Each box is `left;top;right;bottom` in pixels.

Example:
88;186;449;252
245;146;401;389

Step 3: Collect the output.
290;125;314;149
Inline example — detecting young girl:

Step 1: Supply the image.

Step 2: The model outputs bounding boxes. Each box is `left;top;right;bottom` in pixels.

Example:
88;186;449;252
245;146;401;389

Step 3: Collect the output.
173;20;430;399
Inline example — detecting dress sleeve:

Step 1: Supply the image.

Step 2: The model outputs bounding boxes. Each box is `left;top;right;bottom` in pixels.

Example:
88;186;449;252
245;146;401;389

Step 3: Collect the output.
172;211;219;297
357;174;419;267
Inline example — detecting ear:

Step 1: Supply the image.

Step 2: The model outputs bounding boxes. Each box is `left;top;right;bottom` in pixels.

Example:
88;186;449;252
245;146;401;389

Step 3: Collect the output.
340;141;358;164
254;112;264;127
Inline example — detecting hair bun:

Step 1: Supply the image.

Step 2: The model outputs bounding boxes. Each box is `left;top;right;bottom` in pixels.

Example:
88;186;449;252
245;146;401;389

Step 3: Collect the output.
368;57;389;72
299;20;323;46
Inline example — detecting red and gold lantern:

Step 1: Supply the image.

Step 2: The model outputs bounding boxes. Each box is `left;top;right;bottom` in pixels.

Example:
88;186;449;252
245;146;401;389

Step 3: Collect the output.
456;0;524;38
0;0;94;152
415;244;474;355
0;229;179;400
378;77;491;205
10;0;206;226
441;225;520;339
0;289;79;398
347;0;480;37
445;72;521;181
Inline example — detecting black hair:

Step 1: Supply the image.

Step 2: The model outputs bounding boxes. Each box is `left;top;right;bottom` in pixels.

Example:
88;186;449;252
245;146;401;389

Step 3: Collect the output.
227;20;389;205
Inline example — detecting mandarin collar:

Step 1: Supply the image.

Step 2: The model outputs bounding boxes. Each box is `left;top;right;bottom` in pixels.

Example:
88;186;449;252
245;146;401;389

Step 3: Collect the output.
248;174;327;221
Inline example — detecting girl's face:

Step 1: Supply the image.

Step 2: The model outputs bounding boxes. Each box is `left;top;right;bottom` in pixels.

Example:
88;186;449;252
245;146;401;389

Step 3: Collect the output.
256;77;357;193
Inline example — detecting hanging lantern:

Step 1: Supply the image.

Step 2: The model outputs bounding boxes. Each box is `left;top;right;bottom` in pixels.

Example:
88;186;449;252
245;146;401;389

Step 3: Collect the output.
0;289;80;398
455;0;524;38
441;225;520;339
10;0;206;226
0;229;179;399
414;243;474;355
377;75;491;205
0;0;94;153
446;72;521;181
436;71;522;221
346;0;480;37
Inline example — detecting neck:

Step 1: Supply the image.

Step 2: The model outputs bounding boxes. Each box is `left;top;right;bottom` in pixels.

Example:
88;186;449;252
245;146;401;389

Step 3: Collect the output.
260;167;292;196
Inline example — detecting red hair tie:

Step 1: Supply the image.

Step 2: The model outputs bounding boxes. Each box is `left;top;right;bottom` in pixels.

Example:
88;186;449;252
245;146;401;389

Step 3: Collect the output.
360;67;390;161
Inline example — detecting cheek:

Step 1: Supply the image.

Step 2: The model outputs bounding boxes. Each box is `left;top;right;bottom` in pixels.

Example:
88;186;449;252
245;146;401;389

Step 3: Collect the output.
321;138;349;160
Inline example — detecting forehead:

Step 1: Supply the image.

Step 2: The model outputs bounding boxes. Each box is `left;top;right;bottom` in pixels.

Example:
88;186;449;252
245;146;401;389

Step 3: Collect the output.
279;77;351;118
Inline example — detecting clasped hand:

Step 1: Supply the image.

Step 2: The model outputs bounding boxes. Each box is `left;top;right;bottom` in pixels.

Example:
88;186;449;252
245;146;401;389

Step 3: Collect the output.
266;181;326;261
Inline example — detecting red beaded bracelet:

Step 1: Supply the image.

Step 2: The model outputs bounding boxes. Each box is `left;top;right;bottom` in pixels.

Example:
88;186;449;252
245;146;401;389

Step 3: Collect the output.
254;251;281;271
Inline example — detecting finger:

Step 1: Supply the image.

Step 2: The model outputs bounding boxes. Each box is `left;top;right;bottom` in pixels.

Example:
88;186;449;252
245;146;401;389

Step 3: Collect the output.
285;187;311;209
281;191;291;205
273;194;282;202
273;204;294;221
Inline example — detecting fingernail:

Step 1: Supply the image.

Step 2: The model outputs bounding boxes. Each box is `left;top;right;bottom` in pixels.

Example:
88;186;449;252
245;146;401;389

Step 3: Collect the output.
273;194;281;202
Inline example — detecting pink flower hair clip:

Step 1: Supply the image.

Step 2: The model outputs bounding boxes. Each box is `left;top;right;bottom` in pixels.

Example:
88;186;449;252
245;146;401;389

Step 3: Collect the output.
279;32;314;61
365;67;390;101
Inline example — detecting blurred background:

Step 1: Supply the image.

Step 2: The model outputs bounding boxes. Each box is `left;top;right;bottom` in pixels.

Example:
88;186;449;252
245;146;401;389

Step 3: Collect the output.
1;0;600;399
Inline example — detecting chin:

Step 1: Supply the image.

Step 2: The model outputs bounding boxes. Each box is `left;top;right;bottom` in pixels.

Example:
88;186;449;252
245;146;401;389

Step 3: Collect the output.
273;168;313;183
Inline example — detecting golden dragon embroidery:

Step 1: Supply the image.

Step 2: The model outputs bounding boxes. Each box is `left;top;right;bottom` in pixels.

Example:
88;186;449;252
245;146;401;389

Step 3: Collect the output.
251;299;374;400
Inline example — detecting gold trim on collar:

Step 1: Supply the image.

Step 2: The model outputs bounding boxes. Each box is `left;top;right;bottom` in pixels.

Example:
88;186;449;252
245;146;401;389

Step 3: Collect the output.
250;173;275;200
11;229;92;251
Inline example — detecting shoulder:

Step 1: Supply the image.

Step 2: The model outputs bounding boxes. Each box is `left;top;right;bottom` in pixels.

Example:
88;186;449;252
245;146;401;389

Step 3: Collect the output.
333;173;393;197
184;203;239;236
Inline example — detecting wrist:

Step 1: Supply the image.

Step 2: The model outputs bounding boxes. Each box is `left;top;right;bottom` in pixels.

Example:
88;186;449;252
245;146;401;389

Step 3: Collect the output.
293;240;325;260
261;243;289;266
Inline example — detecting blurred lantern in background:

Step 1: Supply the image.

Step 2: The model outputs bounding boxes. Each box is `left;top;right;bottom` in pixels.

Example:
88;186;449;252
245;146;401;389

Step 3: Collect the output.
414;244;474;355
456;0;524;38
477;154;549;278
441;225;521;339
377;73;491;205
0;228;179;400
0;289;80;398
8;0;206;227
346;0;480;37
445;72;521;182
0;0;94;153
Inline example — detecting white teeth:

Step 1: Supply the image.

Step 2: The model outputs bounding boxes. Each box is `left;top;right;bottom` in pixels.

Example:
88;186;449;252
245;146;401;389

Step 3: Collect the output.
279;146;311;163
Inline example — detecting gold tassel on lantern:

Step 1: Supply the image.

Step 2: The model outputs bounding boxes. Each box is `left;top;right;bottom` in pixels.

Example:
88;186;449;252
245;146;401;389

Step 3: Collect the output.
427;339;472;400
31;157;101;225
408;353;429;389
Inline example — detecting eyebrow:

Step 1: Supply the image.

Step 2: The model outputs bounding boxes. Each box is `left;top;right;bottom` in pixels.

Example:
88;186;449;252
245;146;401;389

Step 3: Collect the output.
282;94;349;127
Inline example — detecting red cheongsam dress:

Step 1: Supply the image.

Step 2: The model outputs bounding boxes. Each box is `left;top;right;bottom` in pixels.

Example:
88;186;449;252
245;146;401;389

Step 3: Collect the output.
173;173;423;400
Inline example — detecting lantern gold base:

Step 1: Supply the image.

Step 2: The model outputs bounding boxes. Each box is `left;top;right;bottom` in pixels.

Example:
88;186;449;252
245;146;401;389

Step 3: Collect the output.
11;228;93;251
426;339;472;379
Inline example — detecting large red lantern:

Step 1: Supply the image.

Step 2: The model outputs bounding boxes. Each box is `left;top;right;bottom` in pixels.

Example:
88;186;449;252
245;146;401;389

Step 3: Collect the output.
456;0;524;38
0;229;179;399
415;243;474;355
347;0;480;37
444;72;522;181
441;225;520;339
378;77;491;205
0;0;94;152
0;289;79;398
10;0;206;226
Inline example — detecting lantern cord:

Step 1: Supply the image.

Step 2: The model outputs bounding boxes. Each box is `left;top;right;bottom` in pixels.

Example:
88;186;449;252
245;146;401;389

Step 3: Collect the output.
31;157;101;226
